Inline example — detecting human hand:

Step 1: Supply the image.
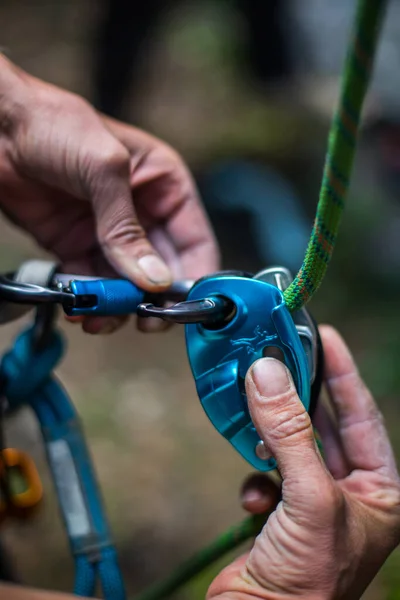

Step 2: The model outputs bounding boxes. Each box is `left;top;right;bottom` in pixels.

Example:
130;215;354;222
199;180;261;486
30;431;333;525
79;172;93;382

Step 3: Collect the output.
0;583;91;600
209;325;400;600
0;55;219;334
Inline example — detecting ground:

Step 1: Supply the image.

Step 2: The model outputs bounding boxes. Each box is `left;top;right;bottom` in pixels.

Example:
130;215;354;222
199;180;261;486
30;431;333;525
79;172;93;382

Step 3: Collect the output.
1;2;400;599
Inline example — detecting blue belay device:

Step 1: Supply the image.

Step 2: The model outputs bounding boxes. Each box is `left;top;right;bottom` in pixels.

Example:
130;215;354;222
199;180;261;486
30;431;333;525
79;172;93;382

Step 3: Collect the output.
184;274;311;471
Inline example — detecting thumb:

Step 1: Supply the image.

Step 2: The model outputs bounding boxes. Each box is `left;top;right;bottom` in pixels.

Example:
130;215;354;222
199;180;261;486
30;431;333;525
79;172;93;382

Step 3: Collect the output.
89;146;172;291
245;358;331;511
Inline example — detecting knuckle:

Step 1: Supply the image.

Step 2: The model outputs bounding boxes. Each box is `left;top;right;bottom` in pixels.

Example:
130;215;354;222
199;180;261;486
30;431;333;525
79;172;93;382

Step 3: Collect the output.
343;403;383;434
377;476;400;512
146;142;190;186
295;479;341;523
62;91;91;113
90;142;130;180
154;140;183;168
80;135;130;195
317;483;342;513
36;84;92;122
314;492;342;525
389;484;400;511
101;219;147;249
0;103;19;137
269;402;312;446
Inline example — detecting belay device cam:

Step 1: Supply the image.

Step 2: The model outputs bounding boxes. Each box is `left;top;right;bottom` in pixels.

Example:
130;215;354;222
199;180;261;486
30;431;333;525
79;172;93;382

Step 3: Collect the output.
183;267;323;471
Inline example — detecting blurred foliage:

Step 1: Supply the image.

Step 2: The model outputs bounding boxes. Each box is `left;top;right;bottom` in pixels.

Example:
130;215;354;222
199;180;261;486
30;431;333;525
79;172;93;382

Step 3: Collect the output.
382;550;400;600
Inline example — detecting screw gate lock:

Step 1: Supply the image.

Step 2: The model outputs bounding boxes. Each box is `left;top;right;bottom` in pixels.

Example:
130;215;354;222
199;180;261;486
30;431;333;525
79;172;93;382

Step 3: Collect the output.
65;279;146;317
184;268;318;472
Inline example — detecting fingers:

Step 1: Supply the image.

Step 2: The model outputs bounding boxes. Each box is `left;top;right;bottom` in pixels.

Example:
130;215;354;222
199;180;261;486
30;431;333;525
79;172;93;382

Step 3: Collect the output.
240;473;281;514
160;180;220;279
24;89;173;291
320;325;398;478
206;555;251;600
91;123;219;336
87;145;172;291
82;315;129;335
313;399;350;480
245;358;333;519
105;118;220;279
132;145;219;279
136;316;171;334
65;314;128;335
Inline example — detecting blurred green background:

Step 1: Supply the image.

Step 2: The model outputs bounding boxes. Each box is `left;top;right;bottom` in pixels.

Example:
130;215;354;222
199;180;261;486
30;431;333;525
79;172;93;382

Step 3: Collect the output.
1;1;400;599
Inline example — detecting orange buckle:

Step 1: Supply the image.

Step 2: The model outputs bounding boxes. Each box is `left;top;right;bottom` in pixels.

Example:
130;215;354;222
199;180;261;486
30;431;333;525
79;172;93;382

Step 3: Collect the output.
0;448;43;522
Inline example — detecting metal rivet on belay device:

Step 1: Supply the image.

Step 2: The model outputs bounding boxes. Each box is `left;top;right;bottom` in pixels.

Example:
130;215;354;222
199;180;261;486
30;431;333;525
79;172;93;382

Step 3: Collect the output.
255;441;272;461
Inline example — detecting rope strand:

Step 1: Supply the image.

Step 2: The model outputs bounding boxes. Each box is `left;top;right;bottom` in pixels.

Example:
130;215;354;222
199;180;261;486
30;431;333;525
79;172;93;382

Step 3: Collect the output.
134;513;268;600
283;0;387;312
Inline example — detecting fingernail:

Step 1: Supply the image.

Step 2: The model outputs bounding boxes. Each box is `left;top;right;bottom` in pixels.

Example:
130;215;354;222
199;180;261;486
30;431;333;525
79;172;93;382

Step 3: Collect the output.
241;490;262;504
252;358;292;399
138;255;172;285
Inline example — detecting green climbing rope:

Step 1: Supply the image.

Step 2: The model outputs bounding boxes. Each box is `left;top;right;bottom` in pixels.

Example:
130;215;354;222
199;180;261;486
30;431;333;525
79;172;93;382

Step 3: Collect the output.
283;0;387;313
135;1;387;599
134;512;268;600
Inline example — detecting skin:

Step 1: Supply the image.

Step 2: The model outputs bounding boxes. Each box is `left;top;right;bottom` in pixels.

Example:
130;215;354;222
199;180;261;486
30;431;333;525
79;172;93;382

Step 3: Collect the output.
0;585;84;599
209;325;400;600
0;53;220;334
0;58;399;599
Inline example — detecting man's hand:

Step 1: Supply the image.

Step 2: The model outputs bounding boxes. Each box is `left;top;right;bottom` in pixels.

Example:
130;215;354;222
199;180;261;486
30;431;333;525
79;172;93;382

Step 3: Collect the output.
0;54;219;333
209;325;400;600
0;583;93;599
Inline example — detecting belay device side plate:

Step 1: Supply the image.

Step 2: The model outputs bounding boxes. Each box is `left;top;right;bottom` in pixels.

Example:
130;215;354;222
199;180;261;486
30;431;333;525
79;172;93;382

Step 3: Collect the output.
185;274;310;471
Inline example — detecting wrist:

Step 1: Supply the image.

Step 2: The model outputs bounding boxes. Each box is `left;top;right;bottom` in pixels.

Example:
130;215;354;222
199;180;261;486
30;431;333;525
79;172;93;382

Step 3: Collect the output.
0;53;30;136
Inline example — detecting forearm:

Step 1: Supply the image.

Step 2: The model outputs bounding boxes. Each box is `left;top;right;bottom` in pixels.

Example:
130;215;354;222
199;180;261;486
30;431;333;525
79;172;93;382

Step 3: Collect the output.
0;583;95;599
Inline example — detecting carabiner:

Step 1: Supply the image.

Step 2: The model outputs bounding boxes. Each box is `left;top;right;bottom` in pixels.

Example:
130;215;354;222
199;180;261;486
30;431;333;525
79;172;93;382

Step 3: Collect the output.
0;448;43;523
62;278;195;317
0;275;72;307
0;262;196;320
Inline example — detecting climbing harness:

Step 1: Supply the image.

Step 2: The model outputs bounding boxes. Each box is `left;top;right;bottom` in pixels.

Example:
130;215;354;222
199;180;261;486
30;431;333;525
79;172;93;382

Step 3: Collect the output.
0;0;387;597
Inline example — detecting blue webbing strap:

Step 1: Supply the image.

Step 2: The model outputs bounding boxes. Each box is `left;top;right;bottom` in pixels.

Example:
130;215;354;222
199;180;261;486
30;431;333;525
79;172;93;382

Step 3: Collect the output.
0;326;126;599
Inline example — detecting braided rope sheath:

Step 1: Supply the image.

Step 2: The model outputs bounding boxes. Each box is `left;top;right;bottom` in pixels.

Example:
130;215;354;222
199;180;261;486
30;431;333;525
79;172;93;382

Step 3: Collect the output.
283;0;387;313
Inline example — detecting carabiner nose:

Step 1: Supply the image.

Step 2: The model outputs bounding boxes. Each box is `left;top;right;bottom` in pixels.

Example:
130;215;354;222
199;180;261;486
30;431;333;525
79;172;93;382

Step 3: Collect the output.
137;296;236;326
